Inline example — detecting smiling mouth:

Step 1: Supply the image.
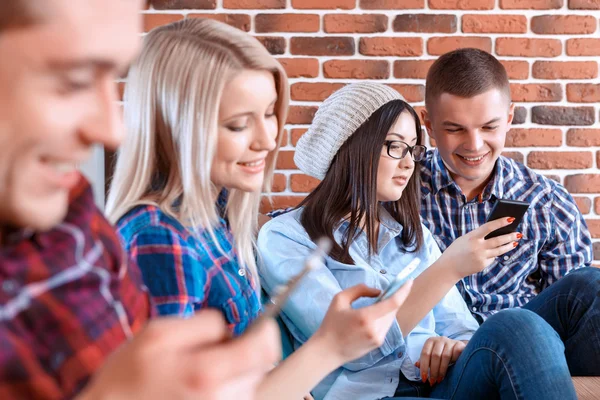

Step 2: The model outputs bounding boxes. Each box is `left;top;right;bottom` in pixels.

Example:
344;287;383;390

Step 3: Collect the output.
457;153;489;163
238;159;265;167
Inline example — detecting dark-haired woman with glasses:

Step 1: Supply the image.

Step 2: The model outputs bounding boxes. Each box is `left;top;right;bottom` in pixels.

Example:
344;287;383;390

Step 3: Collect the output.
258;82;575;400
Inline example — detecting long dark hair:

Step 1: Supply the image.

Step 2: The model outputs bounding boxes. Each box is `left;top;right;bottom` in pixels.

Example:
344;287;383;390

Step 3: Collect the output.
299;100;424;264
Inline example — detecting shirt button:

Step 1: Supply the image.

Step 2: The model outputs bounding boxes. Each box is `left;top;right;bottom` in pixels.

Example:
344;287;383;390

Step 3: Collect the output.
503;256;509;261
397;352;403;358
472;307;477;312
2;280;17;294
380;269;387;274
238;269;246;277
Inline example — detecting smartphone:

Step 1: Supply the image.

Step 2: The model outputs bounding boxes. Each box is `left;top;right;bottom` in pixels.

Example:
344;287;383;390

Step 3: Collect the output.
257;237;332;323
375;258;420;303
484;199;530;240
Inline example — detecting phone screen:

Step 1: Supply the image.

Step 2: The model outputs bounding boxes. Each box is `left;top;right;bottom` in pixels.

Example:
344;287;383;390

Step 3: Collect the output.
484;199;530;240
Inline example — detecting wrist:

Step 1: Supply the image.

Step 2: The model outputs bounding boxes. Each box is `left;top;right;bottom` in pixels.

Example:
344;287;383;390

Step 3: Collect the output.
309;328;347;368
430;257;462;283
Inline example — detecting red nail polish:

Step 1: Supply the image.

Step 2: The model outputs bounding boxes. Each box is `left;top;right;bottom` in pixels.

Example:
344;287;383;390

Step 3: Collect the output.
513;242;518;247
507;217;515;223
516;233;523;239
429;377;435;386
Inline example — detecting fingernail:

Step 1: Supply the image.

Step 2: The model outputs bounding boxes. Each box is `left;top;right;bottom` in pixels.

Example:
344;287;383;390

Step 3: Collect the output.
421;374;427;383
513;242;518;247
507;217;515;223
429;377;435;386
516;233;523;239
415;362;420;367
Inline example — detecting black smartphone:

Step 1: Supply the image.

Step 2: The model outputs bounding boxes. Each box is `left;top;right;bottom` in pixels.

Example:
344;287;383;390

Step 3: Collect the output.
484;199;530;240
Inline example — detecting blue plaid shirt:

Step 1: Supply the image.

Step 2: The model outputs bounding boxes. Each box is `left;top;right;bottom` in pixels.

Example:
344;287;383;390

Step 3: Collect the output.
421;150;593;320
116;194;261;336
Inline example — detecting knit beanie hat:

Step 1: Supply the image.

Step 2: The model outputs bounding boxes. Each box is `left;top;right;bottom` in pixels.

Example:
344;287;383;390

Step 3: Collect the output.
294;82;406;180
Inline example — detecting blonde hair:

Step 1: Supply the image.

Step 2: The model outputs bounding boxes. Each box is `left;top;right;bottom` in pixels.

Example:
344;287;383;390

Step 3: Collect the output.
106;18;289;285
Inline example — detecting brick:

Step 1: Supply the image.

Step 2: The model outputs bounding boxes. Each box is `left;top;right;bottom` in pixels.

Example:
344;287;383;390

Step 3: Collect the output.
387;84;426;102
291;174;321;192
291;83;345;101
567;39;600;56
151;0;216;9
393;60;434;79
360;0;425;9
291;128;308;146
255;14;319;33
277;58;319;78
565;174;600;193
462;15;527;33
260;196;304;213
188;14;251;31
505;128;562;147
275;150;297;170
544;175;561;183
510;83;562;102
502;151;524;164
501;61;530;80
393;14;457;33
223;0;284;8
287;106;318;124
513;107;527;124
359;37;423;56
500;0;563;8
531;15;597;34
567;129;600;147
596;197;600;214
532;61;598;80
527;151;592;169
585;220;600;238
429;0;494;8
574;197;592;214
569;0;600;9
292;0;355;8
323;60;390;79
496;38;561;57
532;106;595;126
143;14;183;32
291;37;355;56
271;173;286;192
567;84;600;103
427;36;491;55
324;14;387;33
256;36;286;55
594;242;600;261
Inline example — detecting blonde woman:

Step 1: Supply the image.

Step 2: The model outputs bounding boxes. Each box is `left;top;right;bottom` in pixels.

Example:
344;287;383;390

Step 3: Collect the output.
106;19;417;400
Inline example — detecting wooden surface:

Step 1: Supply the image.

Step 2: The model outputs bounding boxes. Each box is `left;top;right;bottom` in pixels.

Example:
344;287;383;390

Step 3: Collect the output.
573;376;600;400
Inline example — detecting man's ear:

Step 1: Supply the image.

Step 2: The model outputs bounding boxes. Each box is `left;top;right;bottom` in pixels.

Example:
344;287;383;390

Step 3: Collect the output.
507;103;515;125
422;109;435;141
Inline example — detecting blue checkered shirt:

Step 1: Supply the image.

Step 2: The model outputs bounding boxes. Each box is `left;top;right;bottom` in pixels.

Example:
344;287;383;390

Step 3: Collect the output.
420;150;593;320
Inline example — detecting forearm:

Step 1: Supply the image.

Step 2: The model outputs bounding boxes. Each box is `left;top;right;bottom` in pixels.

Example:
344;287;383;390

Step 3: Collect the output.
396;261;461;334
257;333;341;400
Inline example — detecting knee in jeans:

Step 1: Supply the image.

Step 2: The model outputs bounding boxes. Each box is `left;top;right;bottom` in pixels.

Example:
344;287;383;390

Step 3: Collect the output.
563;267;600;298
481;309;562;350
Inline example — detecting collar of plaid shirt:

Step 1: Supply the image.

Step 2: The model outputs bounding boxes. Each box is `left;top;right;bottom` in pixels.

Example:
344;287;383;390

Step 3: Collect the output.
0;174;150;399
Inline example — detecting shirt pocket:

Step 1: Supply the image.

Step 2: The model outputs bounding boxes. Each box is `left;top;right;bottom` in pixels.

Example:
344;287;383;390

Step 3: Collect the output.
217;282;261;336
480;239;537;294
326;258;378;290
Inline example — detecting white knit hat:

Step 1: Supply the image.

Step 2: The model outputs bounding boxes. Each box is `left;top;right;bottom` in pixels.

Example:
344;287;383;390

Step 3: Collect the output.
294;82;405;180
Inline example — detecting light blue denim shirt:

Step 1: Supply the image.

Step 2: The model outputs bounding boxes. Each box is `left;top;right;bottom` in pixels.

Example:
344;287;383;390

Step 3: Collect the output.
258;207;478;400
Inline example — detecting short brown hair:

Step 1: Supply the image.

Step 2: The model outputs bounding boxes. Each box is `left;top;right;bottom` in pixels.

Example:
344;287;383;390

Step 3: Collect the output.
425;48;510;112
0;0;40;32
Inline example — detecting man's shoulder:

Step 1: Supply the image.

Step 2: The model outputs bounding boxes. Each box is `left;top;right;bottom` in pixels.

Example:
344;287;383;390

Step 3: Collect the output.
116;205;190;245
499;156;573;208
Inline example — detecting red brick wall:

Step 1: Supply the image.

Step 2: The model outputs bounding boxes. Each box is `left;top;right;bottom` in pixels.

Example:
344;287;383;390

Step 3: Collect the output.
143;0;600;263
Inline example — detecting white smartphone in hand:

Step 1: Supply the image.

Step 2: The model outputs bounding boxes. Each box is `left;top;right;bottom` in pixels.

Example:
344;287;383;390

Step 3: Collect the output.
375;258;420;303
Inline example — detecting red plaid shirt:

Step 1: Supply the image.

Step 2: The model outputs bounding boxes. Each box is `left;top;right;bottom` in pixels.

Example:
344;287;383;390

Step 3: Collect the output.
0;176;151;399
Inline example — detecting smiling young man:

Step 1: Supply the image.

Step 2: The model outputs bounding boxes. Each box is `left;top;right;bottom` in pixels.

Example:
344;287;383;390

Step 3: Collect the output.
420;48;600;375
0;1;280;399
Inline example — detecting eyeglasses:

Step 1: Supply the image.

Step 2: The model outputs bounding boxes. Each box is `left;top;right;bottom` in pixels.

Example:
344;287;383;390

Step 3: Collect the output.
383;140;427;162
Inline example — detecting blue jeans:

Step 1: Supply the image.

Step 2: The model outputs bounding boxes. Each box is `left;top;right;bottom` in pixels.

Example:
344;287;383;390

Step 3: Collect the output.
521;266;600;376
388;308;576;399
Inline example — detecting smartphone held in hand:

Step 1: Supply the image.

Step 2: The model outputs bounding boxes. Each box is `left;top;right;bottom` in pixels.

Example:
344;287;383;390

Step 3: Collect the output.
484;199;530;240
375;258;420;303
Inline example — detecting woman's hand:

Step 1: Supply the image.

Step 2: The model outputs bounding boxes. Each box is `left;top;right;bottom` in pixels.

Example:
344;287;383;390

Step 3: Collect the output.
313;281;413;365
440;217;523;279
415;337;468;385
